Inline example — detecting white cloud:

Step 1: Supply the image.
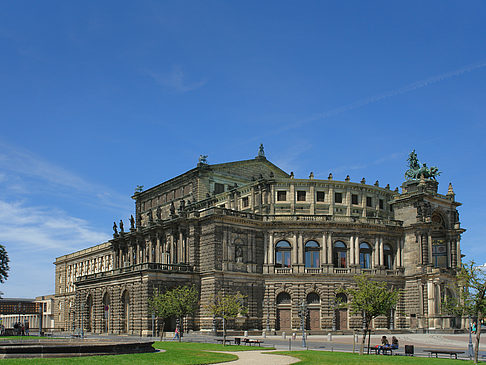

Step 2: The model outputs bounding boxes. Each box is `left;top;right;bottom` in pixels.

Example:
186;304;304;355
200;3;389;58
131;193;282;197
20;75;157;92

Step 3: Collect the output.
0;141;129;211
147;65;207;93
0;200;110;252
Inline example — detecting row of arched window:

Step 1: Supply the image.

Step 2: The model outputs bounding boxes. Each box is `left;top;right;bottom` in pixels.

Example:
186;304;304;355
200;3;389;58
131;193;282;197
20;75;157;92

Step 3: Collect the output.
276;292;347;305
275;240;394;269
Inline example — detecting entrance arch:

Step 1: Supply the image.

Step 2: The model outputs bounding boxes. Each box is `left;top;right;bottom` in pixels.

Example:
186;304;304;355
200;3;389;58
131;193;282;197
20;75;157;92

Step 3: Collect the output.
276;292;291;331
335;293;348;330
121;290;130;333
102;292;110;333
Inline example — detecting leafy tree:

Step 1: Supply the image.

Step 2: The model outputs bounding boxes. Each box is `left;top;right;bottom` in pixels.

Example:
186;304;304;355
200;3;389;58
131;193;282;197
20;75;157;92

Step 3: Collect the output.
149;285;199;341
0;244;9;298
341;274;399;355
451;261;486;364
208;291;248;344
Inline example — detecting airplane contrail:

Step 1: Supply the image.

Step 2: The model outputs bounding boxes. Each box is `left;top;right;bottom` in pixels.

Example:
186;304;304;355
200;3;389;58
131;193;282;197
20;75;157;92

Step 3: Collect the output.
278;60;486;132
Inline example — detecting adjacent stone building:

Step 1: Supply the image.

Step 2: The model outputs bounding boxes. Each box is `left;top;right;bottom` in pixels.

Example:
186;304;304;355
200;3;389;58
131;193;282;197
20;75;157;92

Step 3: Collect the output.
54;148;465;335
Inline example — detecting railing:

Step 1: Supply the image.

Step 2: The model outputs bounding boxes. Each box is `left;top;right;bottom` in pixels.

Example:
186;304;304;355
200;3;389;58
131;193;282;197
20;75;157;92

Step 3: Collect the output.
262;214;403;226
275;267;292;274
334;268;350;274
305;268;322;274
76;263;193;282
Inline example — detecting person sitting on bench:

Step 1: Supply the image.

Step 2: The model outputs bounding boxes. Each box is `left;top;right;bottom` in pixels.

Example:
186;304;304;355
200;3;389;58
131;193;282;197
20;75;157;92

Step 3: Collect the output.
391;336;399;350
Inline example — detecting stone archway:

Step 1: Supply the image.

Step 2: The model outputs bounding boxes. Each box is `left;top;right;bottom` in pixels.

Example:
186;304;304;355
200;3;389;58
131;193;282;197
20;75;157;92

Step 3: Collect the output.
121;290;130;333
102;292;111;333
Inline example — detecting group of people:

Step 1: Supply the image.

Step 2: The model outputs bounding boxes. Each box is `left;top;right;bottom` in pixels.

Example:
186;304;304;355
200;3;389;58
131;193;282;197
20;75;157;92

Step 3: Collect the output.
12;321;29;336
376;335;399;354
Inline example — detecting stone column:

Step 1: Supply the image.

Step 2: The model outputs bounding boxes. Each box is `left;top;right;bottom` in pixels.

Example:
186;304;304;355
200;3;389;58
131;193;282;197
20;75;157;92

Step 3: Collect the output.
298;232;304;265
269;232;274;265
329;186;334;215
379;237;384;266
396;238;401;267
264;232;268;265
290;184;295;214
457;237;461;267
292;233;298;266
156;235;161;263
322;232;327;265
327;233;333;265
427;281;435;316
428;234;433;265
354;236;359;267
169;235;174;264
447;240;451;268
179;231;184;264
310;184;315;215
346;190;351;216
148;239;153;263
349;235;355;265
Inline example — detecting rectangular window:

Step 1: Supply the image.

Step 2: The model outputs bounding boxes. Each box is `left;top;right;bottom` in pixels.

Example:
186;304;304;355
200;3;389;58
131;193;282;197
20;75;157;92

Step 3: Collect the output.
335;192;343;203
379;199;384;210
297;190;306;201
277;191;287;201
316;191;325;202
214;183;225;194
242;196;249;207
366;196;372;207
352;194;359;205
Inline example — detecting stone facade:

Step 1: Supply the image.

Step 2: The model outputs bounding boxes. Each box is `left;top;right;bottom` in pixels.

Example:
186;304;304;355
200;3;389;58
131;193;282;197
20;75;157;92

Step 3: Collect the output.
54;151;465;335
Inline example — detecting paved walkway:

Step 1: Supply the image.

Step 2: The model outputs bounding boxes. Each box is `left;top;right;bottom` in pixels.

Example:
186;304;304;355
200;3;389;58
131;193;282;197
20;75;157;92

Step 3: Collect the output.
212;350;299;365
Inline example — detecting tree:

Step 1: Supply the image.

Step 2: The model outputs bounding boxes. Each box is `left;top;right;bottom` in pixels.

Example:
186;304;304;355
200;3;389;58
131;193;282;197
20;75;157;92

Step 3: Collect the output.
208;291;248;344
0;244;9;298
341;274;400;355
452;261;486;364
149;285;199;341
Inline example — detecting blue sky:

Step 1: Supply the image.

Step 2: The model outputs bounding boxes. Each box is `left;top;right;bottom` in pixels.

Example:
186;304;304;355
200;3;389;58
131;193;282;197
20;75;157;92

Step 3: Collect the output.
0;1;485;297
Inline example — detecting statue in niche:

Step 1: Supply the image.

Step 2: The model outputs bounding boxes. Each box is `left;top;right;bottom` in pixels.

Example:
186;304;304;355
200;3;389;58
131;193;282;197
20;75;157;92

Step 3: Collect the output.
137;213;142;228
113;222;118;236
156;206;162;220
119;219;124;233
130;215;135;230
235;245;243;263
147;210;153;223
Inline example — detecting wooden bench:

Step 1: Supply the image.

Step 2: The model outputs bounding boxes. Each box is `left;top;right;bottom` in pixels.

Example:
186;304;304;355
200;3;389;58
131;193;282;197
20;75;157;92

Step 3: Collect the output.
215;338;234;345
242;338;264;346
367;345;397;355
424;349;465;359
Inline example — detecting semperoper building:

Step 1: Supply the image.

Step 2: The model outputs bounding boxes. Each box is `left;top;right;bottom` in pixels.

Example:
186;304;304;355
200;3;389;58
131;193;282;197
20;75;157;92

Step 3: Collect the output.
54;147;465;335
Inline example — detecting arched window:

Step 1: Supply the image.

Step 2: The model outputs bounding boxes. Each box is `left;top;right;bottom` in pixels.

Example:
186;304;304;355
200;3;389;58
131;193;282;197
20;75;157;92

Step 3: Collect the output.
276;292;291;305
306;292;320;305
275;241;292;268
359;242;372;269
333;241;347;268
336;292;347;304
384;244;393;269
305;241;320;268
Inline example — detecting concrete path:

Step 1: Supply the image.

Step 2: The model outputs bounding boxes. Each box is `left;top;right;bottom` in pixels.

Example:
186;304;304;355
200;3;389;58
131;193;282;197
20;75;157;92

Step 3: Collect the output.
212;350;299;365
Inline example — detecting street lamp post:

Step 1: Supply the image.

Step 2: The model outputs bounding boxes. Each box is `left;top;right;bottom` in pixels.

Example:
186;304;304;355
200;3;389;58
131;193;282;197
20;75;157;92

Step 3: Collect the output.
81;302;85;339
298;300;308;348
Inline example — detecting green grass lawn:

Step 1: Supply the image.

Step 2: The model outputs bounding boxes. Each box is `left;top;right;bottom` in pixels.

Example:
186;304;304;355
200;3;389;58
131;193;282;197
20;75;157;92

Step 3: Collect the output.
271;350;474;364
1;341;273;364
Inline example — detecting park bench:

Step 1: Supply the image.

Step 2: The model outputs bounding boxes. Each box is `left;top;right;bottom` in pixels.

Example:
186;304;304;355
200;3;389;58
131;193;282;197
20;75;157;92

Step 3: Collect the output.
424;349;465;359
242;338;264;346
215;338;234;345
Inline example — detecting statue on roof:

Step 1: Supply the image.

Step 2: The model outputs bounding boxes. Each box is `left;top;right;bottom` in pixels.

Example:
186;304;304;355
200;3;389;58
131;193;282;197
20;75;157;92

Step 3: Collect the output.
405;150;441;181
258;143;265;157
198;155;208;164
